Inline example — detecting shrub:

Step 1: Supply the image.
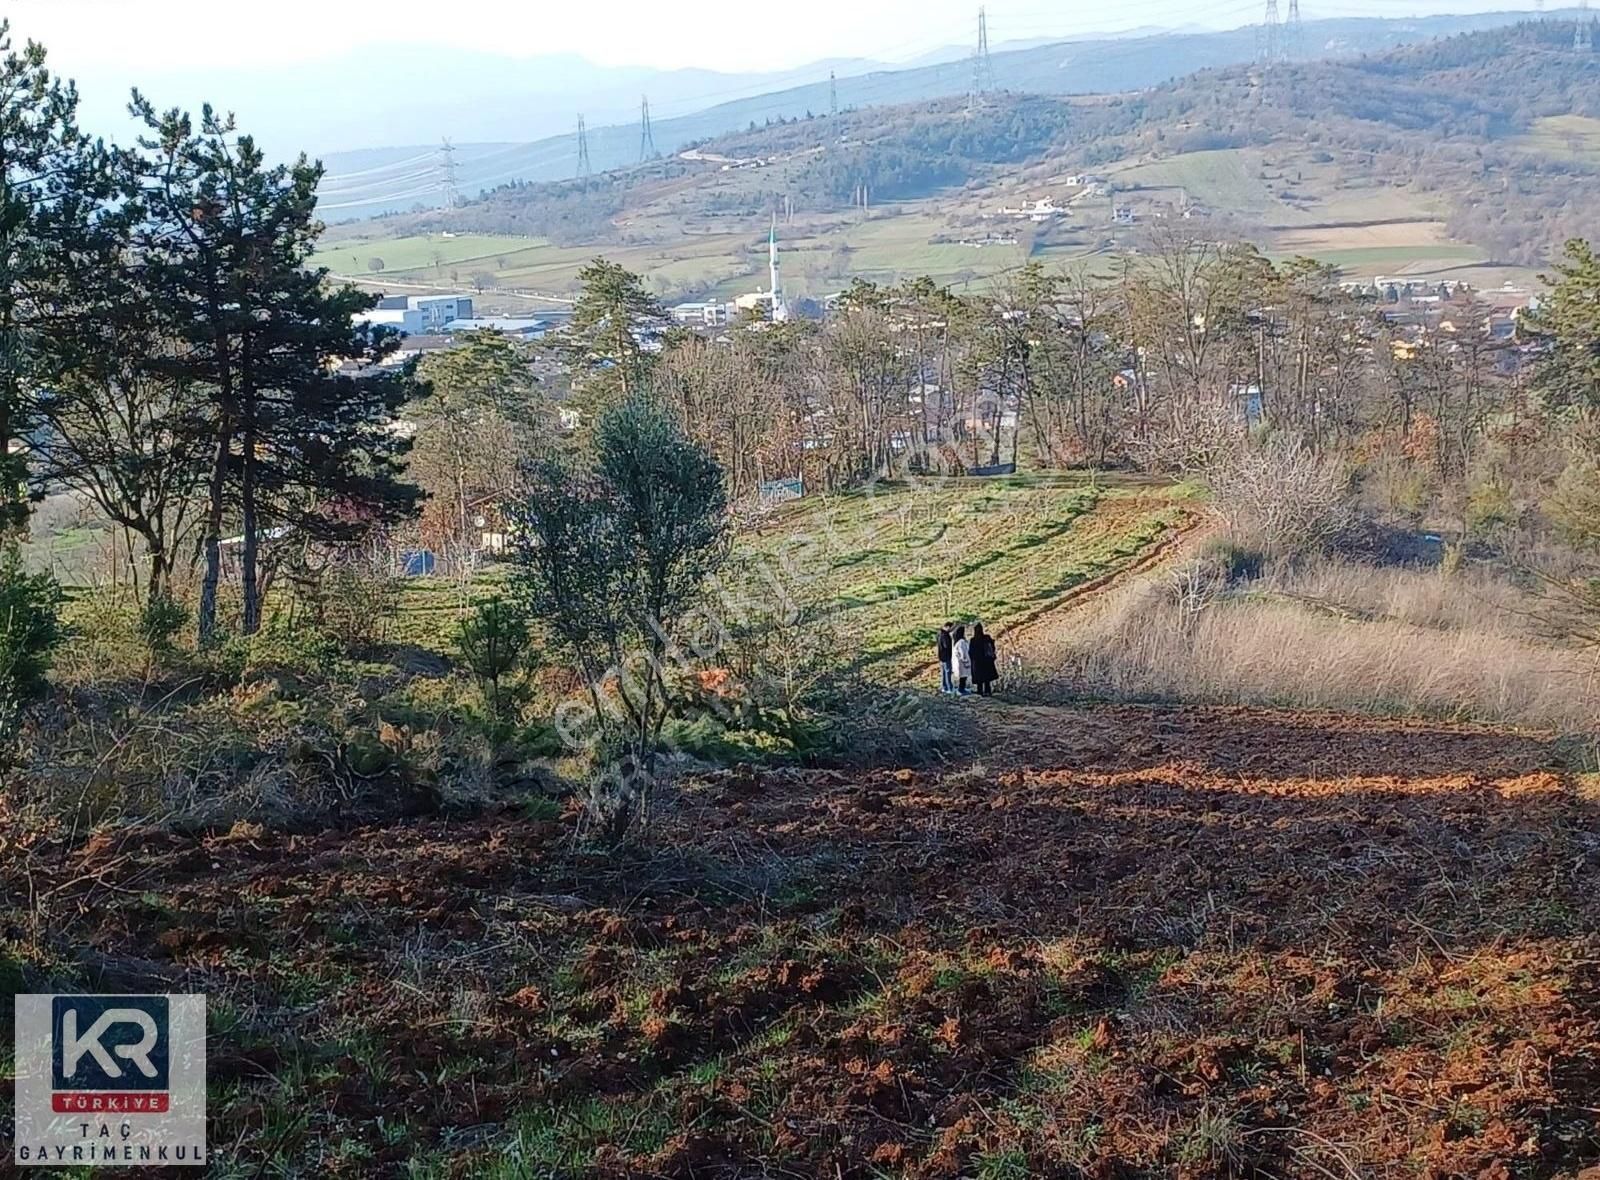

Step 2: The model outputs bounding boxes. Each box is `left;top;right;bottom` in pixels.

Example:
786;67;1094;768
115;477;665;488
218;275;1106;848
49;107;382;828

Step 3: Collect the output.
214;613;345;687
0;549;64;761
139;593;189;657
509;394;729;839
304;563;401;655
1465;477;1517;539
1199;536;1265;582
1207;435;1354;557
456;597;532;720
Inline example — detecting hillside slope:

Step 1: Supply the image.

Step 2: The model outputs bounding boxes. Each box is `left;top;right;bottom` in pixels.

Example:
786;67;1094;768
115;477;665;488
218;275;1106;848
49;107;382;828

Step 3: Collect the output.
323;21;1600;300
318;9;1596;221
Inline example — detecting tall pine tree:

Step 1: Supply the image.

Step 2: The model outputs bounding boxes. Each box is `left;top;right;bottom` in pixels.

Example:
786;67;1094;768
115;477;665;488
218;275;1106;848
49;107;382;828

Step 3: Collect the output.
129;97;419;640
0;22;104;532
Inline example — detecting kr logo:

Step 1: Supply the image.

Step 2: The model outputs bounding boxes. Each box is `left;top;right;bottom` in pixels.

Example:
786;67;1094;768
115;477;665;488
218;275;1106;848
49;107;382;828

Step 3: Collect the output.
59;1006;163;1084
51;997;170;1105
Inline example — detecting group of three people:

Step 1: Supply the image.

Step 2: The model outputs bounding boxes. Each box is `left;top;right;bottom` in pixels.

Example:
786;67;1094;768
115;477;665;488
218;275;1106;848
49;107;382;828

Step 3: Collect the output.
936;621;999;696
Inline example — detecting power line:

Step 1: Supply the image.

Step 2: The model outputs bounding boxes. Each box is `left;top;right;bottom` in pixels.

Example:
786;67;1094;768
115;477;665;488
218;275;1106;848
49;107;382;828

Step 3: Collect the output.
639;95;658;163
577;115;592;178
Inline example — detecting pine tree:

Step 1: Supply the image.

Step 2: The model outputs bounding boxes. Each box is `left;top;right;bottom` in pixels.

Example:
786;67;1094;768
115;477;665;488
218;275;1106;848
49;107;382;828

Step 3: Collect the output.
414;330;544;545
0;22;102;532
1526;238;1600;416
129;97;420;641
564;259;671;405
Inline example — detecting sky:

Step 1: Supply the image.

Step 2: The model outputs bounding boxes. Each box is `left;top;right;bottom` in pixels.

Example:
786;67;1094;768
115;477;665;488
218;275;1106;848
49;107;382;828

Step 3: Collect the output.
1;0;1542;75
0;0;1544;155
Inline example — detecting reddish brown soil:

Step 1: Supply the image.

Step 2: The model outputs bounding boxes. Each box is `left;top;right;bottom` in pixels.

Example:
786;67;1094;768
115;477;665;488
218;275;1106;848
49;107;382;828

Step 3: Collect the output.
3;701;1598;1178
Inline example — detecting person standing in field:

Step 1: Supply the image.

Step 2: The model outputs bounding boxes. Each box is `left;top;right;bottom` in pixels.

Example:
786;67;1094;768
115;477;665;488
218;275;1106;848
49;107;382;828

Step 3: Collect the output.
951;624;972;695
970;622;997;697
937;622;954;694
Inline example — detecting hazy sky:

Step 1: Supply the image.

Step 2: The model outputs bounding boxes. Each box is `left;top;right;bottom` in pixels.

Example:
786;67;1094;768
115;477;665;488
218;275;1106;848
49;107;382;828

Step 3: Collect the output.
2;0;1542;74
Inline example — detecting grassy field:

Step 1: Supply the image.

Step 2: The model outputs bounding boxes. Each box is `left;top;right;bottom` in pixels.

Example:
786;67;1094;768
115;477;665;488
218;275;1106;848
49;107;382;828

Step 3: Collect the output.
373;474;1193;671
1514;114;1600;163
1291;243;1488;272
310;233;552;277
1114;149;1286;219
738;474;1194;675
317;206;1095;305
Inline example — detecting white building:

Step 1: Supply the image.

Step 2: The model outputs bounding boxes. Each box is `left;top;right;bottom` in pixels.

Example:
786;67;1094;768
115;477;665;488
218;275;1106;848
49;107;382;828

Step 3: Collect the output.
670;302;735;328
356;307;426;334
997;197;1067;222
372;294;474;332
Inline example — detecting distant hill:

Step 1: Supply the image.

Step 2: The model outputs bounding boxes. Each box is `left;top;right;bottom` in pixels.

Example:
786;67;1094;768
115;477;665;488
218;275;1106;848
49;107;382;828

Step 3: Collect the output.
315;20;1600;306
81;48;892;163
318;9;1589;223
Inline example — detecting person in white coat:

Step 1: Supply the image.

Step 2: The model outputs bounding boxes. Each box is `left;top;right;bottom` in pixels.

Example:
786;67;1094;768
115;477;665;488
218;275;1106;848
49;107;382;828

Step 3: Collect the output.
951;624;972;695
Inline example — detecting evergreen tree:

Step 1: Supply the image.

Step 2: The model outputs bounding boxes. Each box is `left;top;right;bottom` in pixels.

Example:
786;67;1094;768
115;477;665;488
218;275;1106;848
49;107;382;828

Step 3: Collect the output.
1526;238;1600;416
414;330;544;544
564;259;671;405
129;97;420;640
0;23;103;531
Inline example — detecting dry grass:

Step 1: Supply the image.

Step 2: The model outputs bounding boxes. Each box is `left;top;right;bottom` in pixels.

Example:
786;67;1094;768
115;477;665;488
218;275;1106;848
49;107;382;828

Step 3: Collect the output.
1039;556;1600;733
1255;558;1544;636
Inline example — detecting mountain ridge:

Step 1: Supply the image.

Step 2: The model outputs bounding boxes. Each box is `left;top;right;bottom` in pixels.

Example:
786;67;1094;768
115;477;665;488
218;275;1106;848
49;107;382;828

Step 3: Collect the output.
316;8;1586;223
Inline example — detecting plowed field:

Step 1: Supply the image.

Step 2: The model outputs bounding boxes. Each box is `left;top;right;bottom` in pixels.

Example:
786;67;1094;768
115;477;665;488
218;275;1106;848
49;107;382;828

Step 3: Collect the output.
5;701;1597;1178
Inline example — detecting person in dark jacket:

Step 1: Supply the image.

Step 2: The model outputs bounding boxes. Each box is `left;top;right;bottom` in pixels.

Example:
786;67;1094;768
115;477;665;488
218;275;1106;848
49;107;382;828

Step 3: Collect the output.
970;622;998;697
936;622;954;694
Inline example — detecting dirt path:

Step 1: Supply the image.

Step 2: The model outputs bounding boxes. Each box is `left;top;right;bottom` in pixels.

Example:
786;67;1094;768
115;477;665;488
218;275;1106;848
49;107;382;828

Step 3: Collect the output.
902;503;1212;685
997;508;1215;654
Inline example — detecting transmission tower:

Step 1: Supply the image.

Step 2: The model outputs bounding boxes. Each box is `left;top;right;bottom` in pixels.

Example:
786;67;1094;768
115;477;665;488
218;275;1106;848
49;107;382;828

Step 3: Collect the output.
1259;0;1282;65
1578;0;1594;51
974;7;994;95
639;95;657;162
829;70;839;118
1286;0;1303;60
437;138;460;209
576;116;592;178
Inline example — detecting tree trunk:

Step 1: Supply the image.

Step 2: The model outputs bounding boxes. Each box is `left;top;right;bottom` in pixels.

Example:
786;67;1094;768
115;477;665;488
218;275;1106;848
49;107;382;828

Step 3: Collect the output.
196;420;229;645
240;419;260;634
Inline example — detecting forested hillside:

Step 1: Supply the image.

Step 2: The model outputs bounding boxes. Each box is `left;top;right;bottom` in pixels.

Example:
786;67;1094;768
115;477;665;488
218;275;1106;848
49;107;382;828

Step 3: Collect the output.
358;20;1600;273
317;8;1598;220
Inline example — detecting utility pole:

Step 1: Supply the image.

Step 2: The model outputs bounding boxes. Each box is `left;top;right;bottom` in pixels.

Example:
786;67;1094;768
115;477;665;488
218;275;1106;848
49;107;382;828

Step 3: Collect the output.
1259;0;1282;65
576;115;592;178
639;95;657;163
829;70;839;118
1286;0;1303;60
437;137;460;209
